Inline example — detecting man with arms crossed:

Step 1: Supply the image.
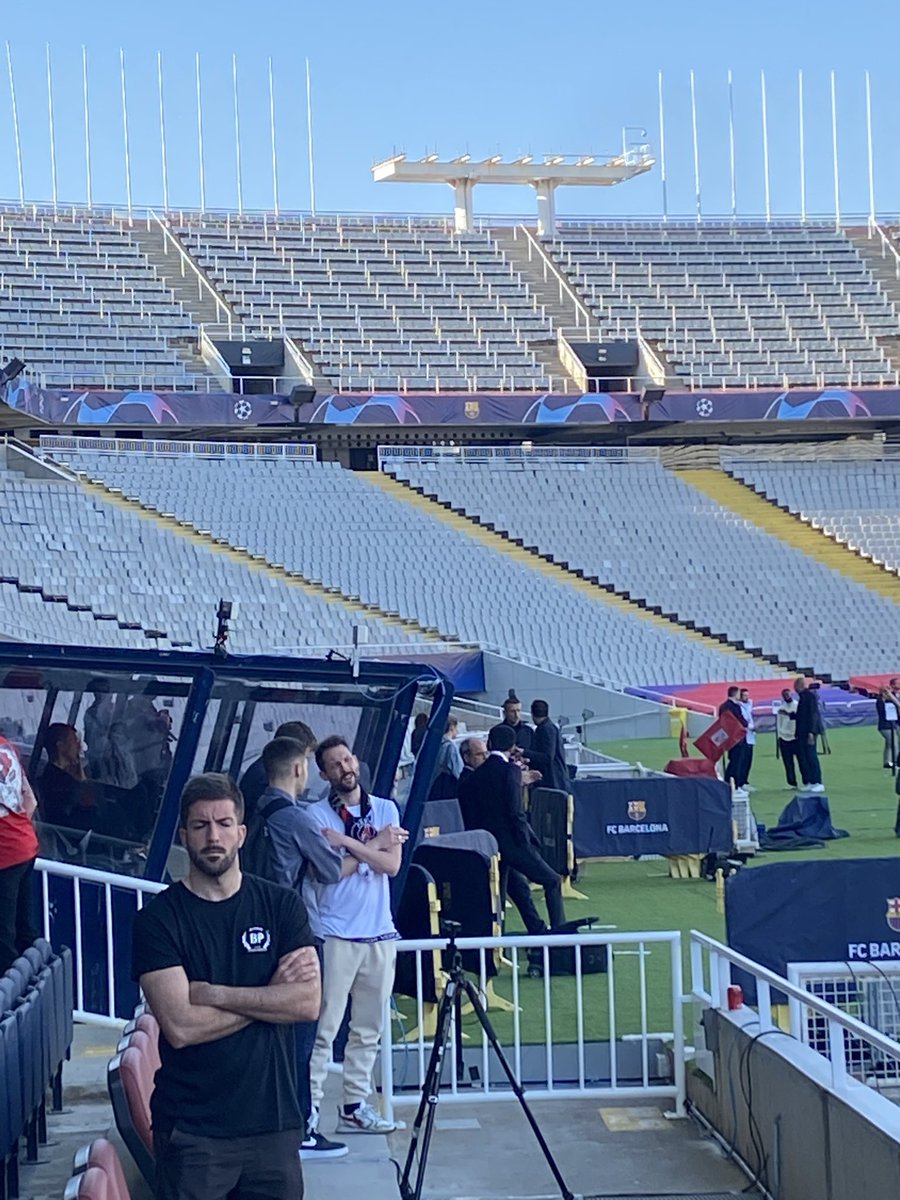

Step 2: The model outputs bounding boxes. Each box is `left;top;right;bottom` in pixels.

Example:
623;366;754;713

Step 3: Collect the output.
132;773;320;1200
307;735;408;1135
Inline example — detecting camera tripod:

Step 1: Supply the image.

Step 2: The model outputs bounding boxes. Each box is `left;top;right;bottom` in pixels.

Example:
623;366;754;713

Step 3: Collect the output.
396;922;574;1200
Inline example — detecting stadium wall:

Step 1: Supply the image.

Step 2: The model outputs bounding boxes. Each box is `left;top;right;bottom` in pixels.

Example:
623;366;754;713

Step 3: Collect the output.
479;652;670;741
690;1009;900;1200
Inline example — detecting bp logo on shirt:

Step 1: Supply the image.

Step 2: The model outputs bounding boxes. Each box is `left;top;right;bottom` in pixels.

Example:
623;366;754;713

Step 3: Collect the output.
241;926;271;953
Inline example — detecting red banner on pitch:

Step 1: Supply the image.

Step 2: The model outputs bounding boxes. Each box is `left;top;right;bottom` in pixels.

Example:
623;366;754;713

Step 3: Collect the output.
693;710;745;763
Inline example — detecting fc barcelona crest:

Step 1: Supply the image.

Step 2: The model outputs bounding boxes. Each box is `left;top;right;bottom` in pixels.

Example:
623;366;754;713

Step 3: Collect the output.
886;898;900;933
464;400;480;420
627;800;647;822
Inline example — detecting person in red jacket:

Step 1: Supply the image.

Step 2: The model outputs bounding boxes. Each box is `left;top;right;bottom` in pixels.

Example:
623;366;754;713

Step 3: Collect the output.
0;736;39;971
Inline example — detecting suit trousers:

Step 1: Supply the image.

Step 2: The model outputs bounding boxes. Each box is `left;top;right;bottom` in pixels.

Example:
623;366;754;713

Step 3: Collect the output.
501;843;565;933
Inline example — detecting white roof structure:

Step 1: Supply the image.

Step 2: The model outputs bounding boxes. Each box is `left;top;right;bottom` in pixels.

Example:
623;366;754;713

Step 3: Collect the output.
372;147;654;234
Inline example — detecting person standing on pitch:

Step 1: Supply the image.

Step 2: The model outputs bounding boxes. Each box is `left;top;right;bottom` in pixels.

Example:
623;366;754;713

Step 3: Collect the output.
876;687;899;770
132;773;320;1200
774;688;799;790
794;678;824;793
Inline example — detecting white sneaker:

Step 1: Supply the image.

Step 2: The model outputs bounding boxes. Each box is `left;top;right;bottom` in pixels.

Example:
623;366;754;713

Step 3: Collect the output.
336;1102;398;1134
809;783;825;793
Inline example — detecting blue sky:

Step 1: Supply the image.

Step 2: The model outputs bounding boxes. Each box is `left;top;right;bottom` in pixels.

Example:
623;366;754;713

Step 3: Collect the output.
3;0;900;220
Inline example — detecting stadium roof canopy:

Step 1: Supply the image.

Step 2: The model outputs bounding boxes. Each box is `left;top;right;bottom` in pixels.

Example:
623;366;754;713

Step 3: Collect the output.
372;146;654;235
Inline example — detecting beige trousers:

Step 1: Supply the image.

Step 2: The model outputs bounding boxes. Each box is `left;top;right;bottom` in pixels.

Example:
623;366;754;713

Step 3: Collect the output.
309;937;397;1110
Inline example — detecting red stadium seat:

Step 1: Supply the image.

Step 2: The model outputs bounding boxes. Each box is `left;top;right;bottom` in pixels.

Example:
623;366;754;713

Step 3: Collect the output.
107;1042;155;1185
63;1165;113;1200
72;1138;131;1197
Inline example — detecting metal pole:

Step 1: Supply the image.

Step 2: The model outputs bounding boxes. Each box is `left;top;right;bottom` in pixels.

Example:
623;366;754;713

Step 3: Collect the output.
727;68;736;218
46;44;58;212
6;42;24;206
196;52;206;213
268;57;279;216
157;51;169;212
120;48;133;221
865;70;876;230
760;69;771;222
798;69;807;223
232;53;243;216
306;57;316;216
831;70;840;229
82;46;92;210
657;70;668;221
689;69;701;219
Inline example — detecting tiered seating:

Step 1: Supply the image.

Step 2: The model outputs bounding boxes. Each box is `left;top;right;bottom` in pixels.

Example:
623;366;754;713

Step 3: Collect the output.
175;215;553;391
0;467;414;652
388;457;900;679
551;224;898;387
48;449;771;686
1;938;74;1200
726;457;900;573
0;209;204;390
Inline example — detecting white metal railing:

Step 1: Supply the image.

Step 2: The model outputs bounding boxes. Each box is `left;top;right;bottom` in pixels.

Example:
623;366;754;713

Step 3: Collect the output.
377;444;661;470
146;208;234;327
518;224;594;337
690;931;900;1104
38;434;317;460
380;931;685;1117
35;857;165;1026
874;224;900;279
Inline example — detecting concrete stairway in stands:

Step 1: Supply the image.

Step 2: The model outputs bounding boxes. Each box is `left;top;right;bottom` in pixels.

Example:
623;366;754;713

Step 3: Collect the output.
80;478;443;642
844;228;900;374
680;468;900;603
367;470;771;670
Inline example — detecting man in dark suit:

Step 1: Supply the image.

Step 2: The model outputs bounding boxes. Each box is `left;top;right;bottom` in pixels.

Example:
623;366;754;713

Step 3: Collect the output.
489;694;533;754
458;725;565;934
717;687;747;788
527;700;570;794
794;677;824;793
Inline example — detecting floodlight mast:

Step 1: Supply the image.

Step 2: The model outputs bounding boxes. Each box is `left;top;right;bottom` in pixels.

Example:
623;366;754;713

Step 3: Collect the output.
372;144;654;235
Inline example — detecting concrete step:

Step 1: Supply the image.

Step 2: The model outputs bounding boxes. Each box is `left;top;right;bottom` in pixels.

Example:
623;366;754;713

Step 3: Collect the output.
489;228;585;390
844;228;900;375
126;222;229;331
367;469;769;670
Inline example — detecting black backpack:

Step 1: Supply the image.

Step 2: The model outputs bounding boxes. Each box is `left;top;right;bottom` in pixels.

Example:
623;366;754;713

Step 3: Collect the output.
240;794;294;883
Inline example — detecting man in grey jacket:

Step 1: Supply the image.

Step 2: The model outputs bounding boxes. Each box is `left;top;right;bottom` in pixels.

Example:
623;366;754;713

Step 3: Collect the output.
258;736;348;1161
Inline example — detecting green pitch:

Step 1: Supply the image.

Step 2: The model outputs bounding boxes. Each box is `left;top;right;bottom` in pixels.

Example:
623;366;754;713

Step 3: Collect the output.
391;725;898;1050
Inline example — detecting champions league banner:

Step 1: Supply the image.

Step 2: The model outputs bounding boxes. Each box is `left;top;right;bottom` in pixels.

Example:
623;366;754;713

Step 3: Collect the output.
572;776;732;858
6;378;900;428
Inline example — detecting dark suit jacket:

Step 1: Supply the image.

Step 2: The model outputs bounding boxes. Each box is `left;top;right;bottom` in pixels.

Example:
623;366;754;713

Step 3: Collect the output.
488;719;533;753
458;753;534;854
528;719;569;793
795;690;821;740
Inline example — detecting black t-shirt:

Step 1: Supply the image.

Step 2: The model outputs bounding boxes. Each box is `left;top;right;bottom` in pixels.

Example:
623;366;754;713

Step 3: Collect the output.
131;873;312;1138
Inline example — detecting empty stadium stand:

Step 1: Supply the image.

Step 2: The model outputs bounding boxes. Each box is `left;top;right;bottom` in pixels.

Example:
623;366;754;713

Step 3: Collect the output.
173;214;559;392
0;209;208;390
0;459;421;652
386;454;900;680
0;207;897;393
42;446;771;686
725;455;900;574
549;223;899;388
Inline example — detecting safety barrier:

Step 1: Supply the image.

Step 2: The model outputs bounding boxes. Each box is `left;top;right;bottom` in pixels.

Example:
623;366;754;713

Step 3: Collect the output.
34;859;164;1027
380;930;685;1117
690;931;900;1101
38;435;317;460
377;443;661;469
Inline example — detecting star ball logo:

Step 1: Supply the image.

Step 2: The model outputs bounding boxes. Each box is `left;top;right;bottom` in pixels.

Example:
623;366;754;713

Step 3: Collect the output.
241;926;271;953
